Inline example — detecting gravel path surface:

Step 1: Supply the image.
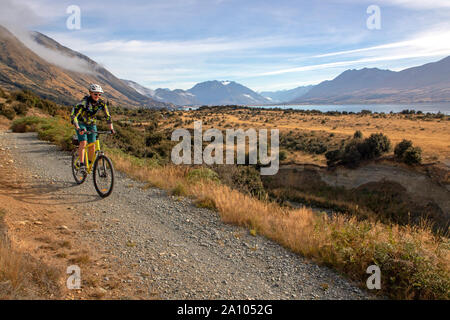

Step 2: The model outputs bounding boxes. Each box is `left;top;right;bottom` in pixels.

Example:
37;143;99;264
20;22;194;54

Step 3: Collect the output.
1;131;371;300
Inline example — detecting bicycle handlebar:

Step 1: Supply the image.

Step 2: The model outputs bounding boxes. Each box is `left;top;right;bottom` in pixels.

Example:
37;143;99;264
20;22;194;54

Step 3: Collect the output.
79;130;113;135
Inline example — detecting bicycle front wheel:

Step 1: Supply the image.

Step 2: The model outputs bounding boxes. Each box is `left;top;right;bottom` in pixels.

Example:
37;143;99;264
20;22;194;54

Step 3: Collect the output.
93;155;115;198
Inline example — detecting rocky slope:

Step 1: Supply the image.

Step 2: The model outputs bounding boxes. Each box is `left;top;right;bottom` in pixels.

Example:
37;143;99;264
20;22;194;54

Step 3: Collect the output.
0;25;171;109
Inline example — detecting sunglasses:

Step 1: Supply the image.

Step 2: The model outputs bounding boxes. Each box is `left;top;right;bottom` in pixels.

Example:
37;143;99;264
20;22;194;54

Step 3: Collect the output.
92;93;102;96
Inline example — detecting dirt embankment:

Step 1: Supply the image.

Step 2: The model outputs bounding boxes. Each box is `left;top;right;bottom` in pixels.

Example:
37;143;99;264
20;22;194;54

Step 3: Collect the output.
264;162;449;230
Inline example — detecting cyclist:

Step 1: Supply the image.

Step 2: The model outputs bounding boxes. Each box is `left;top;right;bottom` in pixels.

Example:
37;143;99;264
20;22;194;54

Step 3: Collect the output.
71;84;115;172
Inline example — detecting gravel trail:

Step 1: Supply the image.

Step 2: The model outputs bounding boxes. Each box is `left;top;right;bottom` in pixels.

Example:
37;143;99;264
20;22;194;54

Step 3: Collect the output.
1;131;370;300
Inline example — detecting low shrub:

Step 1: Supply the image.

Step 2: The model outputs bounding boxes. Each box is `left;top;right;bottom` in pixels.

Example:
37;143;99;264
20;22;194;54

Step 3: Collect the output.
394;139;422;165
403;146;422;165
279;150;287;161
195;196;217;210
0;104;16;120
326;132;391;168
12;102;30;116
187;168;220;184
353;130;363;139
171;183;188;196
394;139;413;159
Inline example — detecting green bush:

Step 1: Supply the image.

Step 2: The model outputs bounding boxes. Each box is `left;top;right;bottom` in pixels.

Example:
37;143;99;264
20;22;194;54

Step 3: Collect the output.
394;140;422;165
146;132;164;146
187;168;220;184
325;149;342;166
233;166;266;199
171;183;188;196
279;150;288;161
394;139;413;159
341;140;363;167
12;102;29;116
353;130;363;139
0;104;16;120
326;133;391;168
361;133;391;159
403;146;422;165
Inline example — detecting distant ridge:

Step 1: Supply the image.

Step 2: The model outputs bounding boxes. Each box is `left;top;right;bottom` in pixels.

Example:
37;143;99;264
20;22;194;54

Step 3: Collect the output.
291;56;450;104
260;85;314;103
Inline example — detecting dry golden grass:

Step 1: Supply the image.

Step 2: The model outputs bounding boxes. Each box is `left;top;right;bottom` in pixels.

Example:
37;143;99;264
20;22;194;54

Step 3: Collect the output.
0;238;24;291
170;109;450;165
0;217;62;299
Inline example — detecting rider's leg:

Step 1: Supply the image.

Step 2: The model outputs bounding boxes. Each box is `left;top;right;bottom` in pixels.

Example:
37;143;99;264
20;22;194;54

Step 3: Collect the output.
86;125;97;163
87;143;95;163
76;123;88;165
78;141;87;164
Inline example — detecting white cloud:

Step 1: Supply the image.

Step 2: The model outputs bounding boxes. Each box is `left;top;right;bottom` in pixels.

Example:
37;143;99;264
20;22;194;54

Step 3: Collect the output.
378;0;450;9
258;28;450;76
0;0;94;74
336;0;450;10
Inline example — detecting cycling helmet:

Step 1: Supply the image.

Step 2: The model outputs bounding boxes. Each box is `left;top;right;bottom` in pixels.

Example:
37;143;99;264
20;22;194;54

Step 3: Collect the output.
89;84;104;93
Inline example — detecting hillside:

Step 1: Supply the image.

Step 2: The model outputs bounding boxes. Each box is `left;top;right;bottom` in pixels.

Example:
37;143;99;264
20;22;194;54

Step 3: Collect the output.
292;56;450;104
260;85;314;103
0;25;171;109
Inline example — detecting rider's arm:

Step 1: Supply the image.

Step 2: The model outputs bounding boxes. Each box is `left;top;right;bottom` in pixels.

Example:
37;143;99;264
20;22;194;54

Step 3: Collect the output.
70;104;82;130
103;101;114;131
103;101;112;124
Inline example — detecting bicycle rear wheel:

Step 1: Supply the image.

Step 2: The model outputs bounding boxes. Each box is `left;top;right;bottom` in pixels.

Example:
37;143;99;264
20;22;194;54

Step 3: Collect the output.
71;149;87;185
93;155;115;198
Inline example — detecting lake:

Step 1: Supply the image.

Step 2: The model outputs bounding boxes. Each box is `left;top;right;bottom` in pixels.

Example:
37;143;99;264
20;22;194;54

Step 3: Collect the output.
248;103;450;114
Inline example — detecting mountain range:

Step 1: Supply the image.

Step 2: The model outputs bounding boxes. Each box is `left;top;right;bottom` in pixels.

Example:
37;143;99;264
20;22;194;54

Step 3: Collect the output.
292;57;450;104
0;25;171;109
123;56;450;106
122;80;271;106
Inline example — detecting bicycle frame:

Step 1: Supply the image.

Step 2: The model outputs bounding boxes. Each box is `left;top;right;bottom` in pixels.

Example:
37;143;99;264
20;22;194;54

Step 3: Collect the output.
78;139;102;174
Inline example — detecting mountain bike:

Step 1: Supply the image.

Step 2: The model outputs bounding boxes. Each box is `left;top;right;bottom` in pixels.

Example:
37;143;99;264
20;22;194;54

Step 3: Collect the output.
71;131;115;198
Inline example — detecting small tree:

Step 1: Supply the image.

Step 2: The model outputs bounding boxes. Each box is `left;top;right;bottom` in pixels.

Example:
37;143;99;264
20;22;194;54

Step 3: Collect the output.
362;133;391;159
403;146;422;165
325;149;342;166
0;104;16;120
394;139;413;160
279;150;288;161
146;132;164;146
353;130;363;139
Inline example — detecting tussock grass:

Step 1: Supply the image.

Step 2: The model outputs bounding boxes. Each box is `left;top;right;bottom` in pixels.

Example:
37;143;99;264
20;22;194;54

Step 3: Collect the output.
0;239;24;292
0;209;61;299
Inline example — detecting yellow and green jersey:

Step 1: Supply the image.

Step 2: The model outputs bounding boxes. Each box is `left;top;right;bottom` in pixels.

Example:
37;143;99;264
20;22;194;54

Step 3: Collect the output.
70;96;112;126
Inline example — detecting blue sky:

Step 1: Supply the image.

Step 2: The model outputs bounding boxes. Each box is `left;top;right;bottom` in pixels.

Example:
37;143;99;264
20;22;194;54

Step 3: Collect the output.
2;0;450;91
